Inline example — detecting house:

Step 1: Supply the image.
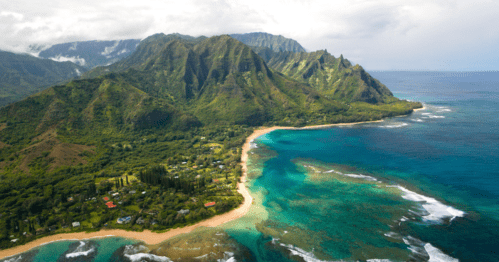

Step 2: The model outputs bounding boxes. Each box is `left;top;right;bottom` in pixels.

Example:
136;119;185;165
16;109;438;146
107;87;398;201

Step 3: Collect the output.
112;193;120;197
11;239;18;243
142;191;146;195
136;217;146;225
72;222;80;227
117;216;132;224
213;179;219;183
204;202;216;207
106;201;117;208
67;197;74;202
177;209;190;215
103;197;109;201
129;190;136;194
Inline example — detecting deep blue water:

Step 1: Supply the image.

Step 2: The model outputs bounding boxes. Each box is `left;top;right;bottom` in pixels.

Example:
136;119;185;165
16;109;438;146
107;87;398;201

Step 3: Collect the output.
2;71;498;262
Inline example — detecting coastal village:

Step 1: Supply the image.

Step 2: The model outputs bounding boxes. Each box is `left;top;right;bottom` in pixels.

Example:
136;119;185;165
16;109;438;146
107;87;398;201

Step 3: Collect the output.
0;127;250;249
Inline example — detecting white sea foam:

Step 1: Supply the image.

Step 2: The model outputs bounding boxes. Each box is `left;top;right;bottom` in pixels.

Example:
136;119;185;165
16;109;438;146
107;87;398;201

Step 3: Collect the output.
384;232;400;239
411;118;424;122
66;241;95;258
428;115;445;119
280;243;325;262
125;253;173;262
422;113;432;115
3;255;23;262
366;260;393;262
380;123;409;128
395;186;465;222
424;243;459;262
436;109;452;112
343;173;377;181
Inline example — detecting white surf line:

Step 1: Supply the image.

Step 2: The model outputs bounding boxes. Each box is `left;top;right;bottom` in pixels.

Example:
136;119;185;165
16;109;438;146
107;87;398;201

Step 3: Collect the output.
393;186;465;222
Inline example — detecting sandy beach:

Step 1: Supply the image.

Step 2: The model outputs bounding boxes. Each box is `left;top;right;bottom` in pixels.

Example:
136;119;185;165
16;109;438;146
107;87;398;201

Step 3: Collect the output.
0;118;391;260
413;105;426;111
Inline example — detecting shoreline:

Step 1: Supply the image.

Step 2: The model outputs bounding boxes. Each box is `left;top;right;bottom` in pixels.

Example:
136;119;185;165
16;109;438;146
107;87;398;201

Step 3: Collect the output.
0;118;387;260
413;105;426;111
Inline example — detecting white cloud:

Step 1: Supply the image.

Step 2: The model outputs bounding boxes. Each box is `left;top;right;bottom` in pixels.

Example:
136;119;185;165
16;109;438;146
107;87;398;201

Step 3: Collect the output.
0;0;497;70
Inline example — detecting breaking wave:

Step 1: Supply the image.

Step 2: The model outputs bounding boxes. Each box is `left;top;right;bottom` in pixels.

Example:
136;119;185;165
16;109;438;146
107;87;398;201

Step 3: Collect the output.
394;186;465;222
123;245;173;262
65;241;95;258
425;243;459;262
379;123;409;128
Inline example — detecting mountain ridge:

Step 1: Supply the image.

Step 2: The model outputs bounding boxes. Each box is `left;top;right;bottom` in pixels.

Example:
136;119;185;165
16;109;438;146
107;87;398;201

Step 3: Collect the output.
0;50;87;108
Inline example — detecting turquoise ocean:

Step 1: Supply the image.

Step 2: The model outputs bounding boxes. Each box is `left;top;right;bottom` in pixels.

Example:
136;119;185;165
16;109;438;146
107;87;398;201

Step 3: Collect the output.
2;71;498;261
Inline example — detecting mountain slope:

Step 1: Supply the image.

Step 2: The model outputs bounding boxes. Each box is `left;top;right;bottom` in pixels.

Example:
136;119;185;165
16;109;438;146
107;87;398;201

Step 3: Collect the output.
253;48;395;104
82;33;207;79
0;51;87;108
230;32;306;53
37;39;141;68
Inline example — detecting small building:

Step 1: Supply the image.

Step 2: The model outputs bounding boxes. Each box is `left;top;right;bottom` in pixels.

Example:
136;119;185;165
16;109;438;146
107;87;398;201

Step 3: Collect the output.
103;197;109;201
67;197;74;202
72;222;80;227
106;201;117;208
213;179;219;183
129;190;136;194
204;202;216;207
142;191;146;195
117;216;132;224
112;193;120;197
11;239;18;243
177;209;190;215
136;217;146;225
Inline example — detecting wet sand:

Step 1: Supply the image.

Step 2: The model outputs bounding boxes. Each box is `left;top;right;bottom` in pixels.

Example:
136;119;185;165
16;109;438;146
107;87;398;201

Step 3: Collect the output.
0;118;388;260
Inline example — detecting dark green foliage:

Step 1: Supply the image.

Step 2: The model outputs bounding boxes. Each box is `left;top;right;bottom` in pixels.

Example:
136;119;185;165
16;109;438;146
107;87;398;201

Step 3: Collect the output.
253;49;395;104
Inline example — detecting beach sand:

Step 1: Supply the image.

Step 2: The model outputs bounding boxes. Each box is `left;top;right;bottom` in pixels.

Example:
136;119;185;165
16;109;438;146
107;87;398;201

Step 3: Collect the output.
0;118;389;260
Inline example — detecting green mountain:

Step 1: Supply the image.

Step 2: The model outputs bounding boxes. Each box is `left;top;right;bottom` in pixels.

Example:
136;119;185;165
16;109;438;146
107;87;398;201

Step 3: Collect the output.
83;33;207;79
253;48;395;104
0;51;87;108
230;32;306;53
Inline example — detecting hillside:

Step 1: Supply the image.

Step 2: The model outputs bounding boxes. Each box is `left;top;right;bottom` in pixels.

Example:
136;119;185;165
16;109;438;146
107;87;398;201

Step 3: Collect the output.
251;48;394;104
0;51;87;108
82;33;207;79
230;32;306;53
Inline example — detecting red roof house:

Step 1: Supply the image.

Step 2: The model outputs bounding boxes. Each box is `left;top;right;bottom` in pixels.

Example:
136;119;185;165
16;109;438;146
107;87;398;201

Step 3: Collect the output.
105;201;116;208
204;202;216;207
103;197;109;201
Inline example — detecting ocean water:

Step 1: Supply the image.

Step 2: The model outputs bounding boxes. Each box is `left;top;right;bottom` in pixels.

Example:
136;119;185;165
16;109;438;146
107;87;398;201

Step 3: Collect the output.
2;71;498;261
224;71;499;262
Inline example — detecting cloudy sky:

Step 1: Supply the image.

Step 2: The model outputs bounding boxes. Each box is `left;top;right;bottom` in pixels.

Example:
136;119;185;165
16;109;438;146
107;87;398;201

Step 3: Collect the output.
1;0;498;70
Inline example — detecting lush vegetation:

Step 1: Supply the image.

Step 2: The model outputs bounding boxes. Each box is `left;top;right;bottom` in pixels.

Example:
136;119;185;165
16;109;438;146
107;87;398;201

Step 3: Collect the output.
0;33;421;250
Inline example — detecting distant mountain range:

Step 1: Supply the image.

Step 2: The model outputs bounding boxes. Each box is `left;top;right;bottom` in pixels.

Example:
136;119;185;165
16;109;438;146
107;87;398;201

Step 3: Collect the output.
36;39;141;68
0;51;86;108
